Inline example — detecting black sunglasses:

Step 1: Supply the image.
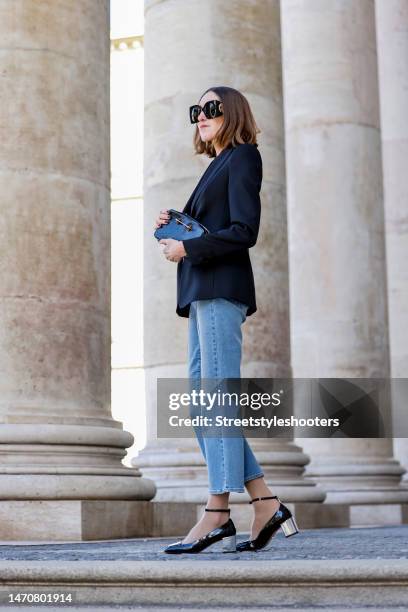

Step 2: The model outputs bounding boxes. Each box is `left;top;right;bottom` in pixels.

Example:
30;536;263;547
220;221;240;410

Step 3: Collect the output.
189;99;223;124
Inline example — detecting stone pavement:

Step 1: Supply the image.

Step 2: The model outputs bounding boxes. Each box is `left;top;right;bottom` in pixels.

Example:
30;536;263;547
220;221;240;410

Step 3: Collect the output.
0;524;406;561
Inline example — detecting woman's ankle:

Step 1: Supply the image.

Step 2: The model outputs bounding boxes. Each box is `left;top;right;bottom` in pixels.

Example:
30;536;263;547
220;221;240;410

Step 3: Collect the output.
204;510;229;525
245;477;278;502
206;492;230;511
245;487;281;512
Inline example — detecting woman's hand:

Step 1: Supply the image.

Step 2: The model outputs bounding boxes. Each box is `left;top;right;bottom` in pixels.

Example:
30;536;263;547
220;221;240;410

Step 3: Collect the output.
155;209;170;228
159;238;187;263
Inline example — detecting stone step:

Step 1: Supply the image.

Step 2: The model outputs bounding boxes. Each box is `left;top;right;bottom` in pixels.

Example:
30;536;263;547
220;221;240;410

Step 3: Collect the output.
0;559;407;608
0;608;402;612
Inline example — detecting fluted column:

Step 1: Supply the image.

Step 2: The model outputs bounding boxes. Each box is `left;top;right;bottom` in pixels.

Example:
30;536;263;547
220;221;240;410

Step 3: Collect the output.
375;0;408;480
135;0;324;504
281;0;407;504
0;0;155;532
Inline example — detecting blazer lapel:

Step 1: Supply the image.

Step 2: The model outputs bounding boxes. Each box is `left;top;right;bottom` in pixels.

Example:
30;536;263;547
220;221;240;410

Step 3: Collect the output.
182;165;211;214
184;149;234;216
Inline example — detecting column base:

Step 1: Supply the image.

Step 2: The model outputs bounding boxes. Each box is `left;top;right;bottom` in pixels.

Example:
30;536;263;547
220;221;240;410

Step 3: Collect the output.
0;500;153;541
0;500;203;541
349;503;408;527
0;474;156;500
303;463;408;505
156;500;408;533
2;498;407;540
394;438;408;481
203;500;408;530
134;440;326;503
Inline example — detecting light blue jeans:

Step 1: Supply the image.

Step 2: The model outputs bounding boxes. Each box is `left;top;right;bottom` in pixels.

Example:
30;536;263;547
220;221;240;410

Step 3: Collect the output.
188;298;264;494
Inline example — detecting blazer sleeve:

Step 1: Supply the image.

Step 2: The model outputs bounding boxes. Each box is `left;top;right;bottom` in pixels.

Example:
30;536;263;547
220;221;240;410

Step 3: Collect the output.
182;144;262;265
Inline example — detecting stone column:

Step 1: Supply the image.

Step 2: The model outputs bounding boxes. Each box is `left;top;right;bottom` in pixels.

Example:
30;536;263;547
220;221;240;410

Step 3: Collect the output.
375;0;408;479
281;0;408;509
0;0;155;540
135;0;324;505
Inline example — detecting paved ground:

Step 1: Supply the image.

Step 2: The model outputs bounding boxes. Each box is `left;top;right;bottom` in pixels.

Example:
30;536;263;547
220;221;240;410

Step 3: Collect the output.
0;525;407;561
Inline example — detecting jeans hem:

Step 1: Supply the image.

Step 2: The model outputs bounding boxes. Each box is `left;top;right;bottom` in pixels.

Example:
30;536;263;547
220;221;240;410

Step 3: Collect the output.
209;487;246;494
243;471;264;484
209;472;264;493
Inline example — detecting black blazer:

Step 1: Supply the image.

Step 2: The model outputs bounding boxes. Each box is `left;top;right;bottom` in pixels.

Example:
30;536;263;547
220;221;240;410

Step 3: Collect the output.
176;143;262;318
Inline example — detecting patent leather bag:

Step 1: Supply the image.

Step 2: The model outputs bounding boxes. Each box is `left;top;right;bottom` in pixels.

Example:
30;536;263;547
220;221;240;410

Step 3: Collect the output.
154;209;209;241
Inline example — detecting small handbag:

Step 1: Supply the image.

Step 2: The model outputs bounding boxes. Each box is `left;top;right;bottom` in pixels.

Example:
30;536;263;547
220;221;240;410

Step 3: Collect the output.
154;208;209;242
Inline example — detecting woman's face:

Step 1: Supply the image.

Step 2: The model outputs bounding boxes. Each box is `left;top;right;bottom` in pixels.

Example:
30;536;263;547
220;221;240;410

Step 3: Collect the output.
197;91;224;143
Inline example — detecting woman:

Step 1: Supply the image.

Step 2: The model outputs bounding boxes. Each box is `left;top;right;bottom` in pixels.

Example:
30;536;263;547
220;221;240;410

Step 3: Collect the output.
155;86;298;553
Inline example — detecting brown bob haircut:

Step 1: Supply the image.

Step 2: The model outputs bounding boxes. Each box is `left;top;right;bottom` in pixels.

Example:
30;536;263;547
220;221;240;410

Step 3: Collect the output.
193;86;260;158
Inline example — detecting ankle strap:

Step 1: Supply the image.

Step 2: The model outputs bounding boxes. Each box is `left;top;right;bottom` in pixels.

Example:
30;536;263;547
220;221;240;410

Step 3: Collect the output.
249;496;279;504
205;508;230;513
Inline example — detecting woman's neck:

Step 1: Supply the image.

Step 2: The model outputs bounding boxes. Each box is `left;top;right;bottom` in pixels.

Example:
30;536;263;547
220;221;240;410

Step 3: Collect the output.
213;142;223;157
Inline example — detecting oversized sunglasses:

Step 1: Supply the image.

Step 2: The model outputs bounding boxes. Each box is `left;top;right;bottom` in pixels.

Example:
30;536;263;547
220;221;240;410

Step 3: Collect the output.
189;99;223;124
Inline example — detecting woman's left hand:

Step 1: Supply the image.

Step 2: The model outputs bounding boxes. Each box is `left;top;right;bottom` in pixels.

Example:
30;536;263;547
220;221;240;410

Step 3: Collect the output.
159;238;187;263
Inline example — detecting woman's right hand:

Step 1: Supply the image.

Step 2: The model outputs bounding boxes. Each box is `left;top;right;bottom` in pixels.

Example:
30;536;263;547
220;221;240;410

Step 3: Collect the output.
154;209;171;229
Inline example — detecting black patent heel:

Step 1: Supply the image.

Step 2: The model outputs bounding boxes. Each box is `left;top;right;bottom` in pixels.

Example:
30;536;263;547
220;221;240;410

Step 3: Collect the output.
204;508;237;552
236;495;300;552
164;508;237;554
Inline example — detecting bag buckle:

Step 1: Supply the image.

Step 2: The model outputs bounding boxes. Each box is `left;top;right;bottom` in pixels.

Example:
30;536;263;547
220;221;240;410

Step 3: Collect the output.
175;217;192;231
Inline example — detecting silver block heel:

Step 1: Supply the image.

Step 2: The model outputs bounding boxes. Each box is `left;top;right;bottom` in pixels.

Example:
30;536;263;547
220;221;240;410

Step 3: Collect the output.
209;534;236;553
280;516;299;537
222;534;237;552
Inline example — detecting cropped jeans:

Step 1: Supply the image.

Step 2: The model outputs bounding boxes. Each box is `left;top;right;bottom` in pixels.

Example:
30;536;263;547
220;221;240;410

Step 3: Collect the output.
188;298;264;494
